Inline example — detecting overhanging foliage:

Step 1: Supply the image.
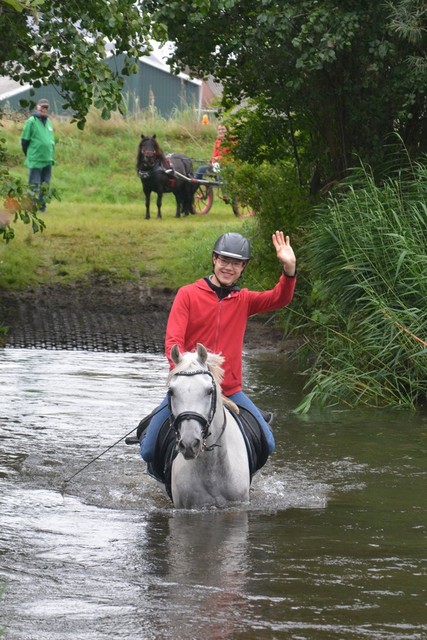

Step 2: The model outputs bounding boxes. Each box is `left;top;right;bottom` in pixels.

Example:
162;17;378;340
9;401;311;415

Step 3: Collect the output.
0;0;165;125
146;0;427;187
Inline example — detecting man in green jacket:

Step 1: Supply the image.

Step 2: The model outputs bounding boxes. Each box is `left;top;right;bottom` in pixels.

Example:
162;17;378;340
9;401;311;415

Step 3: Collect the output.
21;98;55;212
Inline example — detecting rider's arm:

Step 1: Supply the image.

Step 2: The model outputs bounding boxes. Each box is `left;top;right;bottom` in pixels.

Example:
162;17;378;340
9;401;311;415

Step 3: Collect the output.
246;232;296;315
246;273;296;317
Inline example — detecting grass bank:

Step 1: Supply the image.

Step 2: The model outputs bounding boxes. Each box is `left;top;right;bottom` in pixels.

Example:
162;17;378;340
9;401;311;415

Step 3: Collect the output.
0;111;254;290
0;200;253;290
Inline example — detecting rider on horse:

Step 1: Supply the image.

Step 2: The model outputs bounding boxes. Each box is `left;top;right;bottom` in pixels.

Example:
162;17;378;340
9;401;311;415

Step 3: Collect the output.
139;231;297;467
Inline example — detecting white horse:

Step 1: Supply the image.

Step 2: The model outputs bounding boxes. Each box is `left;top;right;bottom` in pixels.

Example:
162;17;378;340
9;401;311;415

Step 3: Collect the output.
168;343;250;509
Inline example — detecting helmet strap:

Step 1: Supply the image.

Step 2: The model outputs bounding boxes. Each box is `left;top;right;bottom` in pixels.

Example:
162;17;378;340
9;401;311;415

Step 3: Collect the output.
211;273;235;288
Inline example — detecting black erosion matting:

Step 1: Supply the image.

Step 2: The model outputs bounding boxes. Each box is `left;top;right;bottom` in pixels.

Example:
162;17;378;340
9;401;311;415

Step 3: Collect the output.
0;286;167;352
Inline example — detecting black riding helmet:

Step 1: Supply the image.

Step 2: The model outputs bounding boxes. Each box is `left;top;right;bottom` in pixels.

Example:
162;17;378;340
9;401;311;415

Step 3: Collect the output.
213;232;251;261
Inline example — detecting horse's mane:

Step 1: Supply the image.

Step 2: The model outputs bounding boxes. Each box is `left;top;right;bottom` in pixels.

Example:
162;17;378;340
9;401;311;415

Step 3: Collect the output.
168;349;225;387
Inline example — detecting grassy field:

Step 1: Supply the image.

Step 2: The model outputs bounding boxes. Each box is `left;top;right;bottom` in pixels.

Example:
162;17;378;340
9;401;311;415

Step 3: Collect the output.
1;111;254;290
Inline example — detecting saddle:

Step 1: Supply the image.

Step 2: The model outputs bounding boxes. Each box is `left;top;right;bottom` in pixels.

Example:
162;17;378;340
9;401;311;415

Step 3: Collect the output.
130;407;271;500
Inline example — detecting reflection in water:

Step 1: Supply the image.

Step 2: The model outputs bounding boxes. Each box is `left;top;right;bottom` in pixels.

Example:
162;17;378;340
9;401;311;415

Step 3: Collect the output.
0;348;426;639
136;510;250;639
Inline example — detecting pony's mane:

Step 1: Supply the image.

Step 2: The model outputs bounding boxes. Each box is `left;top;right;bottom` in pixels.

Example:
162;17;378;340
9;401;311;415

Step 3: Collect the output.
168;350;225;387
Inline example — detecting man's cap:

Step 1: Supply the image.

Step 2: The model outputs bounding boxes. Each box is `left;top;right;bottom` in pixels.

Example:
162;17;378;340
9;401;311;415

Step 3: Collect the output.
37;99;49;107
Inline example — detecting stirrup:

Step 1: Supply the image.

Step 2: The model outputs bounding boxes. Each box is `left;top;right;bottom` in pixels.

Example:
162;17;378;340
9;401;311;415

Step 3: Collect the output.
125;412;152;445
261;410;274;425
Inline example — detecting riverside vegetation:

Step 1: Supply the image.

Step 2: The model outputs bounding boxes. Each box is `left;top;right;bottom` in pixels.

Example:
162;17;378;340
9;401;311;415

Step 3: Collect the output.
0;110;426;413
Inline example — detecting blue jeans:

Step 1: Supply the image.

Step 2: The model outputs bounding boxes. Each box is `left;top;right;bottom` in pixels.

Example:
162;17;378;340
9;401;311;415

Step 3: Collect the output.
29;165;52;211
139;390;275;462
195;165;209;180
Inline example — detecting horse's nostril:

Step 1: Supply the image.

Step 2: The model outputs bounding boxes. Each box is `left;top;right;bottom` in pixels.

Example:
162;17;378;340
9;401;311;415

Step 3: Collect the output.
178;437;201;460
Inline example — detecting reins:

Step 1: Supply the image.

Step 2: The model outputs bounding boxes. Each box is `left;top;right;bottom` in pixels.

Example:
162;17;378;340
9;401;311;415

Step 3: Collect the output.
62;403;167;486
203;408;227;451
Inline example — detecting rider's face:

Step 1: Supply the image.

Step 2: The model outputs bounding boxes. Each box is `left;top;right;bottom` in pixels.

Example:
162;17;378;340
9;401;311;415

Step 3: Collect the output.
212;254;246;286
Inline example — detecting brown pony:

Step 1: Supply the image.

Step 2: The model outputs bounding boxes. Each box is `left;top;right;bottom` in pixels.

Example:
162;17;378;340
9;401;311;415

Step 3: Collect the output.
136;134;196;219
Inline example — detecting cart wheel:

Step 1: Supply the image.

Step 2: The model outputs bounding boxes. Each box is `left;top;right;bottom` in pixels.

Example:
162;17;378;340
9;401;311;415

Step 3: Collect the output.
232;199;255;218
194;185;214;215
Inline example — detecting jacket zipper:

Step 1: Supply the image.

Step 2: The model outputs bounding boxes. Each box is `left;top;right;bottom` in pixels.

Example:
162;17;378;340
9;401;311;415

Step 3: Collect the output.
214;298;223;351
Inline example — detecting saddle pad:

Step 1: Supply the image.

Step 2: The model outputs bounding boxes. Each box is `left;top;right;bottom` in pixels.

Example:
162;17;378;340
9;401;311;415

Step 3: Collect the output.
228;407;270;478
150;419;177;499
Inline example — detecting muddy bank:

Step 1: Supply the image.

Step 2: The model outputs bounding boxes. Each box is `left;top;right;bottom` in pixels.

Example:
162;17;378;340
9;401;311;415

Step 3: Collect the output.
0;280;300;354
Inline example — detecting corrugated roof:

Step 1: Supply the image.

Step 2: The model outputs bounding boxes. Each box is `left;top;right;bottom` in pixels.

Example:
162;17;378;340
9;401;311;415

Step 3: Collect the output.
136;52;201;85
0;43;200;101
0;76;31;100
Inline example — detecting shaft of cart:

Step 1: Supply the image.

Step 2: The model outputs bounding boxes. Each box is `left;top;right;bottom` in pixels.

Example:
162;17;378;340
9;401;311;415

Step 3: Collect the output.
172;169;222;187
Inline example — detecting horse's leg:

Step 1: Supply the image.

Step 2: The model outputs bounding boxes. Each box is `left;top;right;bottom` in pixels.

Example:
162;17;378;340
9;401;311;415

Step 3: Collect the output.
178;185;189;217
174;194;181;218
189;184;196;214
183;185;195;215
182;187;190;217
156;191;162;219
143;184;150;220
178;183;193;216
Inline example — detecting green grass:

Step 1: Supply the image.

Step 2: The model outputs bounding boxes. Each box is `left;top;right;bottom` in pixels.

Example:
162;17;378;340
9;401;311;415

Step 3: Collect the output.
0;199;249;290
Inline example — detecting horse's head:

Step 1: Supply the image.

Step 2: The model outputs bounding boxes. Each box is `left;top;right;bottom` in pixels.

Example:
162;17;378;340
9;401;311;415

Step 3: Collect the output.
168;344;224;460
137;134;162;171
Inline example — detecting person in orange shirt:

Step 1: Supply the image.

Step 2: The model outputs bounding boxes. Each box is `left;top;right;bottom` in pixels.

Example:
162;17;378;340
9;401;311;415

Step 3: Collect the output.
196;124;230;179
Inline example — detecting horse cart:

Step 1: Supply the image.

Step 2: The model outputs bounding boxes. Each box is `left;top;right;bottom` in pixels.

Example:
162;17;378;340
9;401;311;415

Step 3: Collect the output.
175;161;255;219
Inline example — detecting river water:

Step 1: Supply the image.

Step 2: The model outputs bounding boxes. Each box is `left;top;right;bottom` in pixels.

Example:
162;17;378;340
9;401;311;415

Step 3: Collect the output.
0;348;426;639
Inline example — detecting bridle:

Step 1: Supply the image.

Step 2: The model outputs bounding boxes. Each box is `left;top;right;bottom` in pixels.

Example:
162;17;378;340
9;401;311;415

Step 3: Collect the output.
140;149;157;167
138;143;161;176
168;370;226;451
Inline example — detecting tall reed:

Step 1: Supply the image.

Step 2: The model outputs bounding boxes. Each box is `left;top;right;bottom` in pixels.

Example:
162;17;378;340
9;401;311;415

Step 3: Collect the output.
297;160;427;412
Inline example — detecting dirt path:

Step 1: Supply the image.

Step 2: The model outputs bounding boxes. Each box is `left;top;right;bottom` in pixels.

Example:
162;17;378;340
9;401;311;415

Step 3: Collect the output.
0;279;300;354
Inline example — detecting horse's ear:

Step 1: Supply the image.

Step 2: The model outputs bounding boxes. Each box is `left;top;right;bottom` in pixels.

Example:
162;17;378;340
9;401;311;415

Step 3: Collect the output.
140;133;145;139
196;343;208;364
171;344;182;364
152;134;157;139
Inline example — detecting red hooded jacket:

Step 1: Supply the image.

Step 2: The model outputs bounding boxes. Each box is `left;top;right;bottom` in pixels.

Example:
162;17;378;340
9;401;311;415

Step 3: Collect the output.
165;274;296;395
